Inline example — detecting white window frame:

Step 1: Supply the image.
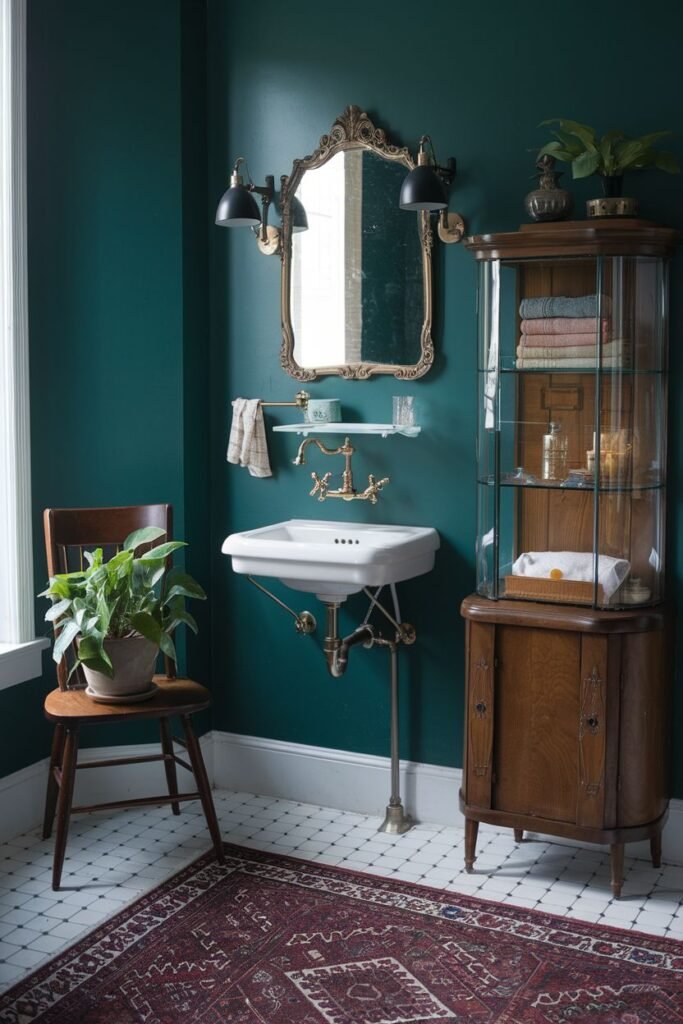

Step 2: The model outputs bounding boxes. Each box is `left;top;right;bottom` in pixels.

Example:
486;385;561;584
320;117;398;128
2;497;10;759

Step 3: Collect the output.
0;0;47;689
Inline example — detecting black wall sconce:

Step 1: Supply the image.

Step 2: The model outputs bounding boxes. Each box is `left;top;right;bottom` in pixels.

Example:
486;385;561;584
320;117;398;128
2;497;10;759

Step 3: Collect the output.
399;136;465;243
215;157;281;255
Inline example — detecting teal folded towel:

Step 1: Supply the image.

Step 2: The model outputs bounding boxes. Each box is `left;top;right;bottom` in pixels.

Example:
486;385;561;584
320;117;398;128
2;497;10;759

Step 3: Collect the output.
519;295;610;319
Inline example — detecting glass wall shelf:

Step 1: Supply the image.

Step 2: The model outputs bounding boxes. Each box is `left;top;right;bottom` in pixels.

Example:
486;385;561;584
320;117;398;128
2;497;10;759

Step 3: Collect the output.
273;423;420;438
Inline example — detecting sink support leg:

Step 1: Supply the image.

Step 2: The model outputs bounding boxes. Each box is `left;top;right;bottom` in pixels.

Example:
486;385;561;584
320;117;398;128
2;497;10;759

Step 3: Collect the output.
378;642;413;834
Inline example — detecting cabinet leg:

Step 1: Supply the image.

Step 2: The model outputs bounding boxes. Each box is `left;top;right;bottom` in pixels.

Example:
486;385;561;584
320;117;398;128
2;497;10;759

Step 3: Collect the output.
650;833;662;869
610;842;624;899
513;828;524;843
465;818;479;872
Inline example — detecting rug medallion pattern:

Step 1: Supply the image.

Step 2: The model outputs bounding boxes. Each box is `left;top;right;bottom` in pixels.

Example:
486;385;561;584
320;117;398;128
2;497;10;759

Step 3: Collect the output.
1;844;681;1022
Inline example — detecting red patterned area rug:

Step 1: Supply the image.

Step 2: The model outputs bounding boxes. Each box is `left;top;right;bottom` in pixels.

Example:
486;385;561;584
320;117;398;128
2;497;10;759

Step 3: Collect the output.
1;844;682;1023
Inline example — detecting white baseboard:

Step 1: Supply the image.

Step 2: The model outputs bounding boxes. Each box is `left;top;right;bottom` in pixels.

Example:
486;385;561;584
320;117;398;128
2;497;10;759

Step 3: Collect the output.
0;733;214;846
1;730;681;867
212;730;683;866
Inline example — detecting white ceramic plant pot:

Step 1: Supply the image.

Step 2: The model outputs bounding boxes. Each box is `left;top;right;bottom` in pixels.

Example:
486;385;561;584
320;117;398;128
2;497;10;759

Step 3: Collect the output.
79;636;159;698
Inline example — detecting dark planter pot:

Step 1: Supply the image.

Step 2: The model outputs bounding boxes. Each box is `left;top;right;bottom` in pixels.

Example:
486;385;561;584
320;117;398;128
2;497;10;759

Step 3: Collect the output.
601;174;624;198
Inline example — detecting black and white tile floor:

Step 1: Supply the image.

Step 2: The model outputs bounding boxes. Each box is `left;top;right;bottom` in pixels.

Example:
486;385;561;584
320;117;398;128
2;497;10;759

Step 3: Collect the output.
1;790;682;992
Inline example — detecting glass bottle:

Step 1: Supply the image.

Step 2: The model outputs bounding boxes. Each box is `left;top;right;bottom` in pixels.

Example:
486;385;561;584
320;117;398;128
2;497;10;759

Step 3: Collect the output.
542;422;568;481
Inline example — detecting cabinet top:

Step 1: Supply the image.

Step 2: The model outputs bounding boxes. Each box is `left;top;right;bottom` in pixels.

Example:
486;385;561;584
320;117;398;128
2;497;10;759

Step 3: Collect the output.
465;219;680;261
461;594;669;633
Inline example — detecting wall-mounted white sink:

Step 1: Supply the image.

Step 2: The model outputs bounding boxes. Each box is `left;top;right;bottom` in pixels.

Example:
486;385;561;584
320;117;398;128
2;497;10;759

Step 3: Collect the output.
222;519;440;603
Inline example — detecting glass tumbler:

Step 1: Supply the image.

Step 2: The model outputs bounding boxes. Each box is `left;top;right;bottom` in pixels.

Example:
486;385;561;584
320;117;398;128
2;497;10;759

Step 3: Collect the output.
392;395;416;427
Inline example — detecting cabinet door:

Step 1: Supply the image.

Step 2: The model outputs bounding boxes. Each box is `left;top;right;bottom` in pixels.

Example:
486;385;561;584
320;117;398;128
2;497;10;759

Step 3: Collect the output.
576;634;613;828
494;625;580;822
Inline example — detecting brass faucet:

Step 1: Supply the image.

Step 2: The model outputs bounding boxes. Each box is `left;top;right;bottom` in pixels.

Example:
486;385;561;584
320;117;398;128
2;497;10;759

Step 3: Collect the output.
293;436;389;504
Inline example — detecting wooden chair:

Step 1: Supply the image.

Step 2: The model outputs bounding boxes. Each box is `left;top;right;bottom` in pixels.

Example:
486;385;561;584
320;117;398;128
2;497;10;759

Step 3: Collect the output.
42;504;224;890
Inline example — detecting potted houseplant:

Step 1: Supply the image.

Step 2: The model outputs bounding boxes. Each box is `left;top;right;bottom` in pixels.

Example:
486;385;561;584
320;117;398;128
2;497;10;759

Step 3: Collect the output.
40;526;206;700
537;119;679;216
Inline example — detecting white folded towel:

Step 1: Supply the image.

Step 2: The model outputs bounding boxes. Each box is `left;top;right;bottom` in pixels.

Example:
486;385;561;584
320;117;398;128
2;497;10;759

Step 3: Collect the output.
511;550;630;599
227;398;272;478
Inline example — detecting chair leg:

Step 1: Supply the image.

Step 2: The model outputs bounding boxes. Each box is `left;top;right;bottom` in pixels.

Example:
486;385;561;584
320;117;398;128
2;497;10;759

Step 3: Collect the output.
43;723;65;839
52;725;80;891
159;718;180;815
181;715;224;863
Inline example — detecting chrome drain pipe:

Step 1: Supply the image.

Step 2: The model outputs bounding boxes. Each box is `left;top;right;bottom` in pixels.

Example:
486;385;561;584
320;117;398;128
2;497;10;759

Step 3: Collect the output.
323;602;375;678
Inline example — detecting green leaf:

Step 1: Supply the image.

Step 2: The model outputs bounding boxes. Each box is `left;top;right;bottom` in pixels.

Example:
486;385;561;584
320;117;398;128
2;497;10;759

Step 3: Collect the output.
140;541;186;562
571;151;601;178
536;141;578;163
39;576;81;600
599;135;619;175
123;526;167;552
614;138;653;170
84;548;103;569
550;130;584;157
158;631;177;662
162;569;206;604
45;598;71;622
653;151;680;173
129;611;162;645
77;634;113;671
634;130;673;147
542;118;597;151
147;564;167;587
107;549;134;573
52;620;81;664
166;608;198;635
79;655;115;677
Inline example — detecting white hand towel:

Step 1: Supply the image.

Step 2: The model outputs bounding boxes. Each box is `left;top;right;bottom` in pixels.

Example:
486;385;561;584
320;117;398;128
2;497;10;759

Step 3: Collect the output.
227;398;272;478
511;550;630;599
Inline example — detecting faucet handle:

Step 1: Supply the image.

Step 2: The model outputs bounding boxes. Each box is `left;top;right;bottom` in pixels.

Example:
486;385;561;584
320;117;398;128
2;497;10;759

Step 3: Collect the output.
366;474;390;504
310;471;332;500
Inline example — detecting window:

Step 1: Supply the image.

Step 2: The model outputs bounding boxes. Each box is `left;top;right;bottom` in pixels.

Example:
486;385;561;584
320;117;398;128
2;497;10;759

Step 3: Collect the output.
0;0;46;688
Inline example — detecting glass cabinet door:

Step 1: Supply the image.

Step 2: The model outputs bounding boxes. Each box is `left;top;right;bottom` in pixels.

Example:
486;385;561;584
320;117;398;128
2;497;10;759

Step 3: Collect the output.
476;253;667;609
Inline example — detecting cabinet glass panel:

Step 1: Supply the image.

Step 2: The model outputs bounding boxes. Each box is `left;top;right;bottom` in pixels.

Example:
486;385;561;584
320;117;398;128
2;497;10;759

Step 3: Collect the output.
475;253;668;609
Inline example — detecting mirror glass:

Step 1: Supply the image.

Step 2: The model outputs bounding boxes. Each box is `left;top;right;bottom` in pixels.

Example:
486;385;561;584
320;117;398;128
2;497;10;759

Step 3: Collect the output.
281;107;434;380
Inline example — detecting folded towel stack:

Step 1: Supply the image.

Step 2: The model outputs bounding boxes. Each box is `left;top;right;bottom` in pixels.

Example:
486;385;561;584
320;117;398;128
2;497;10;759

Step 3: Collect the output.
516;295;627;369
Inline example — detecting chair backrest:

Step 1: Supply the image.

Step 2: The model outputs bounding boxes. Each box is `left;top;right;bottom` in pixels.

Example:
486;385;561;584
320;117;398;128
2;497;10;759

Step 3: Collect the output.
43;504;175;690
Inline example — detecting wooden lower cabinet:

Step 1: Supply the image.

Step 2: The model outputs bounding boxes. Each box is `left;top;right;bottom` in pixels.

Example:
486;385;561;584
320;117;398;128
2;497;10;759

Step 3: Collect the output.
460;594;672;897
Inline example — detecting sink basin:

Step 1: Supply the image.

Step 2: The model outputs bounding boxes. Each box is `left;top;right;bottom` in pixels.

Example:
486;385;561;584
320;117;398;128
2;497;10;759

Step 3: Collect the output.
222;519;440;602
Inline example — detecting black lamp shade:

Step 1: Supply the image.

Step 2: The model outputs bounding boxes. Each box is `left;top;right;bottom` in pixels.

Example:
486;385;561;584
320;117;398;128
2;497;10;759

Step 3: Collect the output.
215;185;261;227
399;165;447;211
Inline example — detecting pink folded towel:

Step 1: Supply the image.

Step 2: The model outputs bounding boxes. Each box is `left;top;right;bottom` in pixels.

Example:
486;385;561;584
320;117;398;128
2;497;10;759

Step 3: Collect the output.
515;356;624;369
521;317;610;337
517;332;611;348
517;340;626;360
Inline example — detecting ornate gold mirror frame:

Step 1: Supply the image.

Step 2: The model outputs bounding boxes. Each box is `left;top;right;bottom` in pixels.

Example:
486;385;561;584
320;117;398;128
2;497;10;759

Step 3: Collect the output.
280;106;434;381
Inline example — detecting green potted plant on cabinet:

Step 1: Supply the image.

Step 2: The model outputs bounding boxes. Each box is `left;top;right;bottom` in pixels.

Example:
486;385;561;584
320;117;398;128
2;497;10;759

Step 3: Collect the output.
40;526;206;701
537;119;679;216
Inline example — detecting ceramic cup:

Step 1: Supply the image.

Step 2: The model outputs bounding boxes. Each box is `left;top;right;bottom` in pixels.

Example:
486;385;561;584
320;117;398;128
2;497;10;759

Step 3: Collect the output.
304;399;341;423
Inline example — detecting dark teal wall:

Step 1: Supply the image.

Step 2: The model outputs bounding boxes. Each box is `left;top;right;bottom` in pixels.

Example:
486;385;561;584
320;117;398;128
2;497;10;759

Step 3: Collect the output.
6;1;683;803
0;0;210;778
207;0;683;796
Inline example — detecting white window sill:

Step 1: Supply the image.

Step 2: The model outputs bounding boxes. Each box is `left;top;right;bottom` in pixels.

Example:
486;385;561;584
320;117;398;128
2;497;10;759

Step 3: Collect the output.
0;638;50;691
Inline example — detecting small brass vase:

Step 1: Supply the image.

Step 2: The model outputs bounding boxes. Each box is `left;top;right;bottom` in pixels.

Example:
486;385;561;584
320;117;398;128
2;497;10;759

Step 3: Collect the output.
524;156;574;222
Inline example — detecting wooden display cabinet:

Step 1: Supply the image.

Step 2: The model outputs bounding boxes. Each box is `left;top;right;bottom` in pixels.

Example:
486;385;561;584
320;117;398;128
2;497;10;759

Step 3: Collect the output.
461;220;678;897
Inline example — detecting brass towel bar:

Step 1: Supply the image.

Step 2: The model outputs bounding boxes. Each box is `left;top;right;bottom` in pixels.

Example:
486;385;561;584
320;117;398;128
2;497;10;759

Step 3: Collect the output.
259;390;309;410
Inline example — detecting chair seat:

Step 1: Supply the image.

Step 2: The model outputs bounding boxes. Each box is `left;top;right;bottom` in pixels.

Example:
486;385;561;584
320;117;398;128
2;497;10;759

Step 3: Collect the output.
44;676;211;723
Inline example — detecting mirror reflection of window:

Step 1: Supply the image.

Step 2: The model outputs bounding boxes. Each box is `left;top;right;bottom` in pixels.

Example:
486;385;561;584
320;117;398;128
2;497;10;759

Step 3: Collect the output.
292;151;363;367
